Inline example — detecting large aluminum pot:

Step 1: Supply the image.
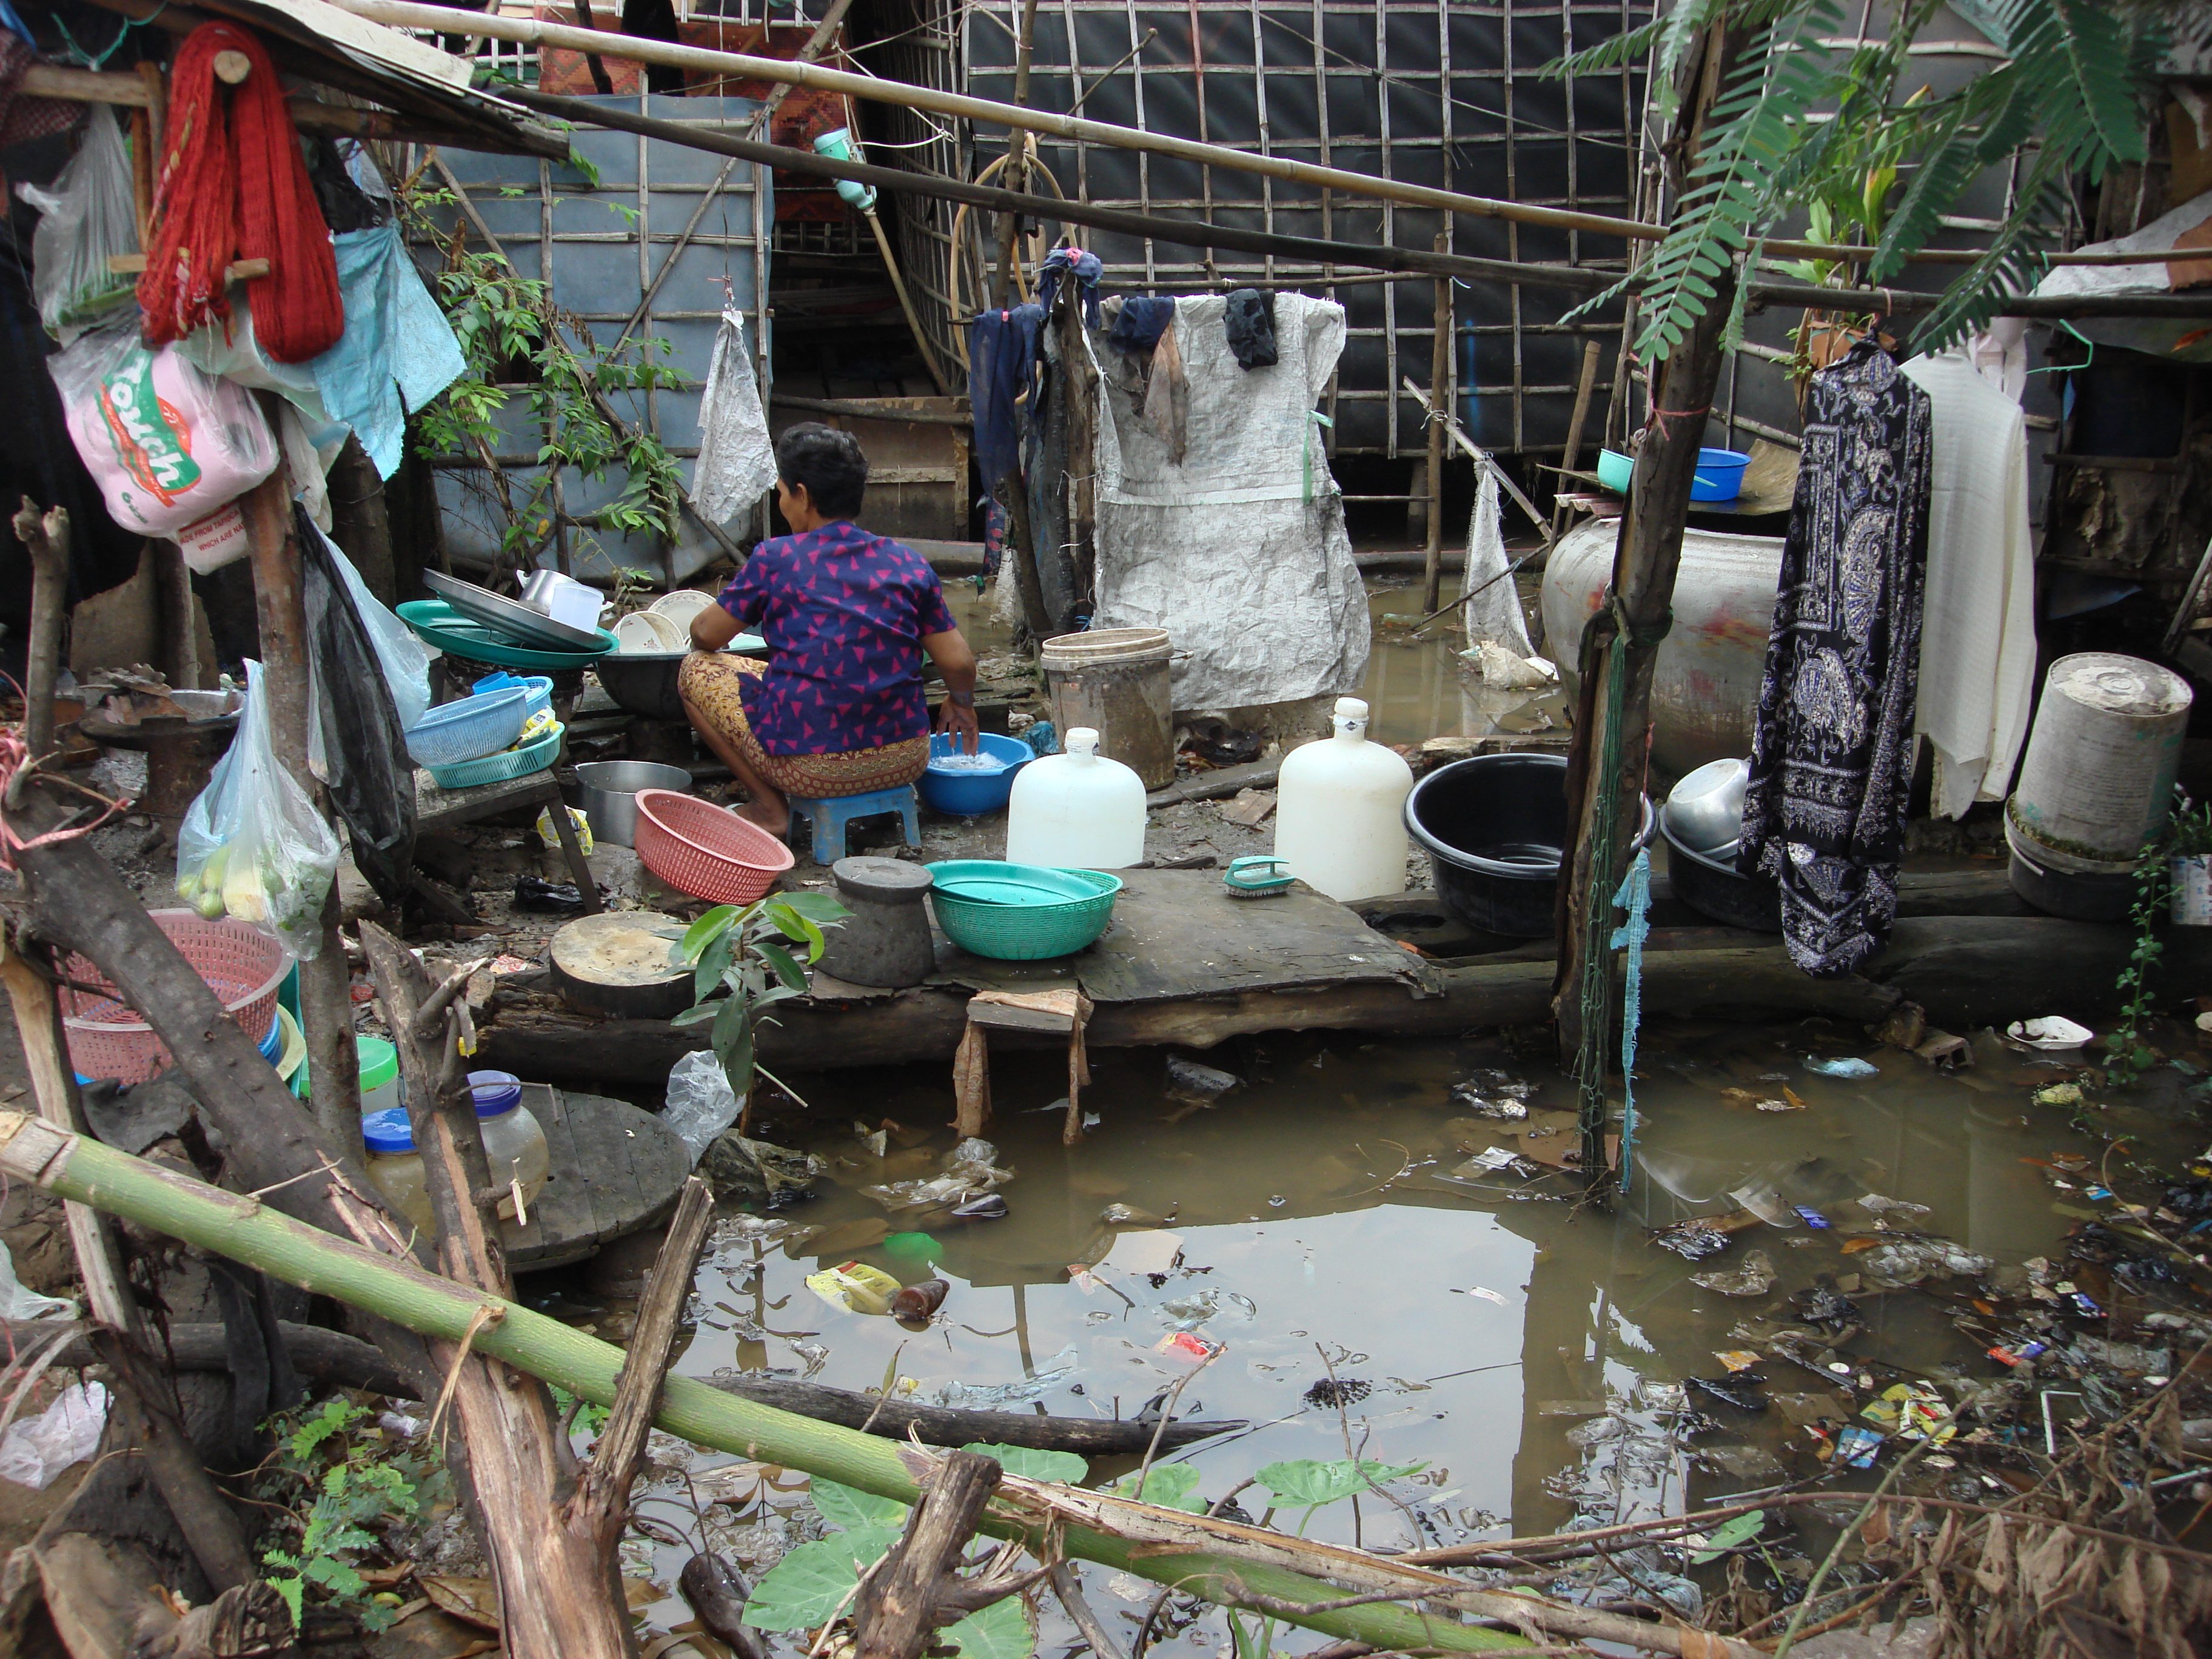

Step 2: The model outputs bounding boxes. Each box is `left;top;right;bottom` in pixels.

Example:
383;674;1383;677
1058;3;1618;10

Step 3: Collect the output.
1540;519;1783;779
572;760;693;848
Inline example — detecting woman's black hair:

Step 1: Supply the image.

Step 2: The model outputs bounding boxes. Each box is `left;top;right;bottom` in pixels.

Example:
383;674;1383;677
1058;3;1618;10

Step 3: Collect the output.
775;423;869;520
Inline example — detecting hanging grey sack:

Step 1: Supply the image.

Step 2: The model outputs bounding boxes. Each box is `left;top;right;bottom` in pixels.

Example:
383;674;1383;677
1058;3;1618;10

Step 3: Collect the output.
691;308;777;525
300;505;416;908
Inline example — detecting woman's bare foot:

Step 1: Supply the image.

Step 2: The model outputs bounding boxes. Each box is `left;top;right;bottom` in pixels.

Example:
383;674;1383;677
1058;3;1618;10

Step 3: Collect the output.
734;800;791;839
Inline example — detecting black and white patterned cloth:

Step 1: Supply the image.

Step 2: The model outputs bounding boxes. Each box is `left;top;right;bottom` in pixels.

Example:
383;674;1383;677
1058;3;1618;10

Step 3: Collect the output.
1741;337;1934;976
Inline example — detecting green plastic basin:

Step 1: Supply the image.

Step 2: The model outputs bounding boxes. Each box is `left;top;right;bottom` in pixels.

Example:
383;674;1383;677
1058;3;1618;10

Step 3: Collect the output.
926;860;1124;960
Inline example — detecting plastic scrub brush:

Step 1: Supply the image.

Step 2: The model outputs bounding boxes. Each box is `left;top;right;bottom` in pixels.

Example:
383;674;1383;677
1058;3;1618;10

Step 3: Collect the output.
1223;854;1294;899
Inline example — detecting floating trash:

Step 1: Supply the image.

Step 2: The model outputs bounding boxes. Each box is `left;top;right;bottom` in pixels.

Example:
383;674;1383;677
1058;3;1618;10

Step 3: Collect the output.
935;1345;1079;1407
2009;1016;2094;1050
1165;1056;1242;1105
1804;1055;1879;1078
1691;1250;1777;1298
1448;1082;1529;1121
1654;1225;1731;1261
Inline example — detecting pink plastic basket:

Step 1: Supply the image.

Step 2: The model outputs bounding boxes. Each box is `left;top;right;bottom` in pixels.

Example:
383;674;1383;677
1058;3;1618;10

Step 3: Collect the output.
634;789;794;905
62;911;294;1085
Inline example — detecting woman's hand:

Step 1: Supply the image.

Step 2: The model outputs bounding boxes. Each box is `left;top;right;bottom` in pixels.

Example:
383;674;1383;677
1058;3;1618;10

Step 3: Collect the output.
935;693;981;755
922;628;980;755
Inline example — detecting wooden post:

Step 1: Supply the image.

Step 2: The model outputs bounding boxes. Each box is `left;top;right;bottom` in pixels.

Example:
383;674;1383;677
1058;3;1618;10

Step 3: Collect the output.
153;541;201;691
1421;233;1452;613
990;0;1043;309
328;435;398;607
1553;340;1602;541
241;458;365;1162
13;500;69;759
1552;21;1748;1180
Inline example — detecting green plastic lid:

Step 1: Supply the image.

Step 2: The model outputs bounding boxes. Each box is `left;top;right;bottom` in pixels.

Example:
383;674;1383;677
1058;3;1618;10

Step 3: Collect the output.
883;1232;940;1261
356;1036;399;1092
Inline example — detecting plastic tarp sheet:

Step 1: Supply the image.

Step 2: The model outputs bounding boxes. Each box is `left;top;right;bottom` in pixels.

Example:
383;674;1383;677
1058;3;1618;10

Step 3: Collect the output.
691;306;776;524
1090;293;1370;711
2034;187;2212;362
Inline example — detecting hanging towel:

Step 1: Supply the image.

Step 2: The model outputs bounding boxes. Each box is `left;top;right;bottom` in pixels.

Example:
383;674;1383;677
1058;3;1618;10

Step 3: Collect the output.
309;224;466;479
1223;288;1278;369
1036;247;1102;327
1740;337;1932;978
691;307;777;524
1140;319;1189;464
1903;347;2037;820
967;303;1044;489
1460;460;1532;657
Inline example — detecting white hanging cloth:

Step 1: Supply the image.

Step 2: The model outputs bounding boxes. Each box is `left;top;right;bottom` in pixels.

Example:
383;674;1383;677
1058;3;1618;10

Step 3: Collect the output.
1902;347;2038;819
691;308;777;525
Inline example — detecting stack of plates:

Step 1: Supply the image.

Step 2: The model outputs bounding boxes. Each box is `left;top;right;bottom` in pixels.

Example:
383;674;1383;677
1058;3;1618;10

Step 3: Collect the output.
612;612;690;652
423;571;606;652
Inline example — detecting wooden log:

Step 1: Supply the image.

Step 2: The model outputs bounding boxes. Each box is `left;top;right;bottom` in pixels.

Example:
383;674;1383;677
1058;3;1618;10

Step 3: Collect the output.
703;1373;1244;1453
2;1318;413;1397
856;1449;1002;1659
13;499;69;757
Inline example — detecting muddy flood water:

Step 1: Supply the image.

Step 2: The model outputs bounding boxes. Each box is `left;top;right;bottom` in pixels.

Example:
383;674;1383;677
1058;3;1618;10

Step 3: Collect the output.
554;1012;2202;1645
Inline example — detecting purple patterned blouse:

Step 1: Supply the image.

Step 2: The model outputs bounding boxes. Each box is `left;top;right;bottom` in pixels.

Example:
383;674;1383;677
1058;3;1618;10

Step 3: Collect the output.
715;522;956;756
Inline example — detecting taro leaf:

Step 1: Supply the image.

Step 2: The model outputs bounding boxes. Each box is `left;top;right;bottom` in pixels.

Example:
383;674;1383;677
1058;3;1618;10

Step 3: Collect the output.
811;1476;910;1530
945;1592;1034;1659
1111;1461;1206;1512
1255;1458;1427;1510
962;1442;1090;1484
740;1526;901;1629
1690;1508;1766;1564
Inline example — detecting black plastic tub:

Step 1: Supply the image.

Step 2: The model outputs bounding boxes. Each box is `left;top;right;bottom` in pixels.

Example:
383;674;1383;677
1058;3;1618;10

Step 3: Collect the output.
1404;752;1654;937
1660;819;1781;932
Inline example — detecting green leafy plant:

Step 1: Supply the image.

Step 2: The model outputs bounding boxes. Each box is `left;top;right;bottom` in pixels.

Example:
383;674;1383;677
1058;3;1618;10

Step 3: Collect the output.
672;892;852;1107
2103;800;2212;1085
255;1399;446;1631
400;182;689;580
1552;0;2163;360
1690;1508;1767;1564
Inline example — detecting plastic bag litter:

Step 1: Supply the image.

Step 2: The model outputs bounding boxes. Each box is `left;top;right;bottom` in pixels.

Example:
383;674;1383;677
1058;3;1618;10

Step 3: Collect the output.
310;223;467;479
0;1382;108;1489
1691;1250;1776;1298
0;1240;73;1321
21;108;137;340
312;521;432;731
702;1135;822;1208
1857;1238;1990;1288
861;1138;1011;1210
301;514;415;908
804;1260;902;1316
691;308;776;524
1652;1225;1731;1262
176;660;341;960
935;1345;1078;1409
1448;1084;1528;1122
665;1050;746;1168
52;319;281;541
1861;1382;1955;1443
1803;1055;1879;1078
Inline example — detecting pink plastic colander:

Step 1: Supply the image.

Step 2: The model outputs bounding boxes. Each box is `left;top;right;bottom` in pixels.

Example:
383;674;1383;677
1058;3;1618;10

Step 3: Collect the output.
61;911;293;1085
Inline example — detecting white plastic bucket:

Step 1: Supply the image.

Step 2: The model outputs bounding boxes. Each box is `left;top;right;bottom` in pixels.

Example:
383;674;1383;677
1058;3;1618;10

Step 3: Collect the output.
2174;855;2212;926
2008;654;2190;866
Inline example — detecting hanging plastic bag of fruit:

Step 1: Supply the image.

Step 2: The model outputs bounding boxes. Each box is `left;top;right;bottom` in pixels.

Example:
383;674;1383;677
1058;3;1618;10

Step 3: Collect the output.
21;107;138;341
175;660;340;960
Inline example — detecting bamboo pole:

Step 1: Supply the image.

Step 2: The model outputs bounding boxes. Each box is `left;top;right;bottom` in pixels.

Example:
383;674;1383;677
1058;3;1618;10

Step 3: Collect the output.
332;0;2163;275
505;89;2212;326
0;1112;1762;1659
1421;233;1450;613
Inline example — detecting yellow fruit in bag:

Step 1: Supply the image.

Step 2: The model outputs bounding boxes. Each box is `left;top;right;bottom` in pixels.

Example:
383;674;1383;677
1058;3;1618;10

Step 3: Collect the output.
803;1261;902;1316
223;859;268;923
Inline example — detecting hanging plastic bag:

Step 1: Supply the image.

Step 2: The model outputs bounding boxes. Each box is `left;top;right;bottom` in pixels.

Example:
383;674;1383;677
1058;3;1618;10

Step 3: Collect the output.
308;519;431;730
301;511;415;909
20;107;138;340
50;318;280;540
176;660;341;960
691;308;776;523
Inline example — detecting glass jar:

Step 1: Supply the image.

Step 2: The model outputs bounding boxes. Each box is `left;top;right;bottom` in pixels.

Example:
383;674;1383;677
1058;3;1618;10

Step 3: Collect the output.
361;1108;435;1237
469;1070;549;1221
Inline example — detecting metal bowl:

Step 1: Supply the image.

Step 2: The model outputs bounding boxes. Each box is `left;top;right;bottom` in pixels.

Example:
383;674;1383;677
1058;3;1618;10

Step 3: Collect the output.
571;760;695;848
1663;757;1750;856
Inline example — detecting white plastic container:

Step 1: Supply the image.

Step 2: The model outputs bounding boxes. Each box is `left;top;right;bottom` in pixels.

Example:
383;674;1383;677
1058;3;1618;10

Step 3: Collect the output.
1005;726;1147;870
2009;653;2190;866
1273;697;1415;901
469;1071;551;1222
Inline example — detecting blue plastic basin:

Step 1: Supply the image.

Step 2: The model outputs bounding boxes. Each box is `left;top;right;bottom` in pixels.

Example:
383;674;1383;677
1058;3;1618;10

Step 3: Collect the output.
917;731;1032;817
1691;447;1751;502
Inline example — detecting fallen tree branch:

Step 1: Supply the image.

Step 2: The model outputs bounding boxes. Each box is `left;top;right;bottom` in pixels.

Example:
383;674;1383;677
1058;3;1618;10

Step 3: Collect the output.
2;1318;413;1396
703;1373;1244;1453
856;1449;1005;1659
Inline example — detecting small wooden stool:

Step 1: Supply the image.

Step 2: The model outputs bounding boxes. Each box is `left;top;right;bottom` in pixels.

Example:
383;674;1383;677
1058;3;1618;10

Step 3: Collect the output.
953;988;1093;1145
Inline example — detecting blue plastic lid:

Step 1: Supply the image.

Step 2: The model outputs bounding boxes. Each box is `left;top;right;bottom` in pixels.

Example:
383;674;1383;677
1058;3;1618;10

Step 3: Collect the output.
361;1108;417;1154
472;671;521;695
467;1070;522;1118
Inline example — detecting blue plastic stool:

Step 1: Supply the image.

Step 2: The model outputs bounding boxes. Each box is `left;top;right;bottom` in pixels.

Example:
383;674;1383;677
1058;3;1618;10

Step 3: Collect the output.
790;785;922;866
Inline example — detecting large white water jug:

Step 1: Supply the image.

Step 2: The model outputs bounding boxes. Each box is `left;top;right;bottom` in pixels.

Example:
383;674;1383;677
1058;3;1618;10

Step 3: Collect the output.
1274;697;1414;900
1005;726;1147;869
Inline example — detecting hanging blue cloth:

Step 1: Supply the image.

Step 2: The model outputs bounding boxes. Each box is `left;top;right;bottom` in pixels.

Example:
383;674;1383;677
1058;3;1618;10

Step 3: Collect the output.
967;304;1044;489
1610;847;1652;1194
310;224;466;478
1035;247;1102;327
1107;295;1175;355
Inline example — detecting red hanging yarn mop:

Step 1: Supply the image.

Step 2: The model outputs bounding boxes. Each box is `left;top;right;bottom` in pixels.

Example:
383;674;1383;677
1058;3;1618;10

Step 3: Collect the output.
137;23;344;363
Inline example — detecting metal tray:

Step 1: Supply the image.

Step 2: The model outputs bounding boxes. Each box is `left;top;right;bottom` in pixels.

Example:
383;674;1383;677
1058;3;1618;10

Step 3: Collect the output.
396;602;615;669
424;571;608;651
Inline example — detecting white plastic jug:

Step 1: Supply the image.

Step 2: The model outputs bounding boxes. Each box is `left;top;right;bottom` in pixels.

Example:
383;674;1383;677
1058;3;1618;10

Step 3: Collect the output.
1274;697;1414;901
1005;727;1146;869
